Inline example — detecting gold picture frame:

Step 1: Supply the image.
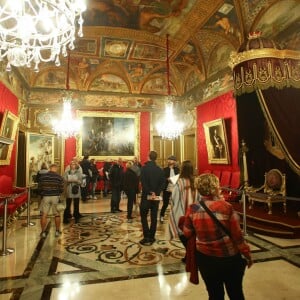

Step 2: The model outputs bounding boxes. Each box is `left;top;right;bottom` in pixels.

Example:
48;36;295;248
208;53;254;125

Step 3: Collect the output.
0;110;19;165
0;110;19;140
26;133;54;185
203;118;230;164
77;111;140;160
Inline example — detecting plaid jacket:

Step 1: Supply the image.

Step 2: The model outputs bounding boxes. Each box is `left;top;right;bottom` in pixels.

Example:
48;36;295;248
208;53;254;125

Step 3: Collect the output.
183;196;251;259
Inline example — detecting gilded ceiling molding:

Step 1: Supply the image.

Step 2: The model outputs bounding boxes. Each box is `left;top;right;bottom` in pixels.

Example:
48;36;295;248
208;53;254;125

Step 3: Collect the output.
83;26;164;46
230;48;300;95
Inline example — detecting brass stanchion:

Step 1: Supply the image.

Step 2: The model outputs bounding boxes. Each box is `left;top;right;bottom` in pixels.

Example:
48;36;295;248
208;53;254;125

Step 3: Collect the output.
241;140;249;236
22;185;36;227
1;196;15;256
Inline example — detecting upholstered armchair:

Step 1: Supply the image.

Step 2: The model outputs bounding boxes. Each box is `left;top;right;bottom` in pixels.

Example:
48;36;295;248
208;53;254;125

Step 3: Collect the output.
247;169;286;214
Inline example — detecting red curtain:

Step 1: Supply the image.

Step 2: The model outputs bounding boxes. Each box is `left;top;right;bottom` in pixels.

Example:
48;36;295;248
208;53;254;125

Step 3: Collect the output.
257;87;300;175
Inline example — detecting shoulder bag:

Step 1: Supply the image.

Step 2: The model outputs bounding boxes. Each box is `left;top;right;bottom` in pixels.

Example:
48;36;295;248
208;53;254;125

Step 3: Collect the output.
199;200;231;238
199;200;248;268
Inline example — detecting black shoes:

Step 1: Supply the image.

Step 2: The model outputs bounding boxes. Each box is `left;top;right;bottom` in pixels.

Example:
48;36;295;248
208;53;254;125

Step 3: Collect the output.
139;237;155;246
111;209;122;213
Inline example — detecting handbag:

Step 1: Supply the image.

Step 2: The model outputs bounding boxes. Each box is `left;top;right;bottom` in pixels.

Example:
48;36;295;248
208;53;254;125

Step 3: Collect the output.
71;184;80;194
56;198;66;212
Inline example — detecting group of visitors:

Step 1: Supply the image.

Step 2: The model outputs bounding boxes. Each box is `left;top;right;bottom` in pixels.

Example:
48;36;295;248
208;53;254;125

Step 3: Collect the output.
36;150;253;299
139;151;253;299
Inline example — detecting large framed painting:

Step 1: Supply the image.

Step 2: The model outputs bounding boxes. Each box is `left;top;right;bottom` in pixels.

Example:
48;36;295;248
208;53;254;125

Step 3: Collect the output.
203;118;230;164
27;133;54;185
77;111;140;160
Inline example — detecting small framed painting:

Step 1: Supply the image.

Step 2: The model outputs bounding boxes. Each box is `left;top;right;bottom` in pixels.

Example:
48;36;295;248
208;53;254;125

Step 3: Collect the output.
203;118;230;164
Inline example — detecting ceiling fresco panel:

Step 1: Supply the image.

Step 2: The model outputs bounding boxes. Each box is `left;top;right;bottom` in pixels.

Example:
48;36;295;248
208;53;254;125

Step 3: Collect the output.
130;42;169;61
33;69;78;90
203;0;242;44
185;69;203;93
74;38;98;55
240;0;270;31
101;37;132;59
89;74;129;93
253;0;300;39
207;43;236;78
82;0;196;37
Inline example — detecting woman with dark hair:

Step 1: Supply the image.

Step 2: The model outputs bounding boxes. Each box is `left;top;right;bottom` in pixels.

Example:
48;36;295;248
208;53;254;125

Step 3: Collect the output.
169;160;196;260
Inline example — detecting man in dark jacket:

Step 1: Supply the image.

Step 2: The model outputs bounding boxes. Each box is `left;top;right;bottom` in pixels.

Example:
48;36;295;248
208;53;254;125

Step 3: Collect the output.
160;155;180;223
140;151;165;245
80;155;92;201
109;157;124;213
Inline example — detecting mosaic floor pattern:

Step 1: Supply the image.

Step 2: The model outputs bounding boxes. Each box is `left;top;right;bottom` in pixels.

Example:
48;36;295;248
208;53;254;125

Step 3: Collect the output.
0;197;300;299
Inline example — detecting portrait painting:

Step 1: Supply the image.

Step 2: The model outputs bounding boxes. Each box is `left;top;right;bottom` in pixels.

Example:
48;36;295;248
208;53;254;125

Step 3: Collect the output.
77;111;140;160
203;118;230;164
0;110;19;141
0;143;12;166
26;133;54;185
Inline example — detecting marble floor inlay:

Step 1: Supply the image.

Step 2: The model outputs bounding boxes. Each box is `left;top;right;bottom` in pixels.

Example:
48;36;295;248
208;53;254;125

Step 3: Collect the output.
1;197;300;299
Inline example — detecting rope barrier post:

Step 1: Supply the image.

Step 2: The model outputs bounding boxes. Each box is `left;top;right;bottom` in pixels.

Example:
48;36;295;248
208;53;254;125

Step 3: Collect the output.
1;197;15;256
22;185;36;227
241;189;248;236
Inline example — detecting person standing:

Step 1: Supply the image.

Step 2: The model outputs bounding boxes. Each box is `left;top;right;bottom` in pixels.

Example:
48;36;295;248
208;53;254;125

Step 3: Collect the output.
89;158;100;200
102;159;112;197
131;156;142;209
140;151;165;245
160;155;180;223
80;155;92;201
169;160;196;262
123;161;139;222
109;157;124;213
131;156;142;177
36;162;49;205
183;173;253;300
63;161;83;224
39;163;64;238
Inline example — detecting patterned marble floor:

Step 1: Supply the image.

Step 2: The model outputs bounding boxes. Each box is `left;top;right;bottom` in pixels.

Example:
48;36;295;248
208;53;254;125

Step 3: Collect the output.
1;196;300;300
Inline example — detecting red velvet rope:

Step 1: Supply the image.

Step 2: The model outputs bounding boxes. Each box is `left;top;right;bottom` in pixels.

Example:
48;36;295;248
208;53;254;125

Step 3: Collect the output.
166;34;170;96
66;52;70;91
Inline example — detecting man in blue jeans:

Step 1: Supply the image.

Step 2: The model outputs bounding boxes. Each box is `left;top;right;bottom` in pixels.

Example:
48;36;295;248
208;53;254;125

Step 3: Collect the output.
140;151;165;245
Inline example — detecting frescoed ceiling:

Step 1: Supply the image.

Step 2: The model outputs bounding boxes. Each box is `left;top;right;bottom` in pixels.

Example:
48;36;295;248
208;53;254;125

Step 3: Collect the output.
4;0;300;110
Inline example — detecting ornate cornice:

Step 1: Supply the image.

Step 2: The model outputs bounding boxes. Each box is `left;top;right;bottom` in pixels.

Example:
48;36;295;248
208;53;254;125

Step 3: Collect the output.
229;48;300;68
231;48;300;96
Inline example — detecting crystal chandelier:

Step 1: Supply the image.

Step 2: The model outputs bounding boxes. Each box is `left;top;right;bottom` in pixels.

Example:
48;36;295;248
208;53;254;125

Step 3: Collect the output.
156;34;183;140
52;97;82;138
0;0;86;72
52;53;81;138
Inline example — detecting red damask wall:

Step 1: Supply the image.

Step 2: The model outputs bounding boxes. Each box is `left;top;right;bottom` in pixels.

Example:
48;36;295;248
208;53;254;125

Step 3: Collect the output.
64;111;150;167
197;91;239;173
0;82;19;179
